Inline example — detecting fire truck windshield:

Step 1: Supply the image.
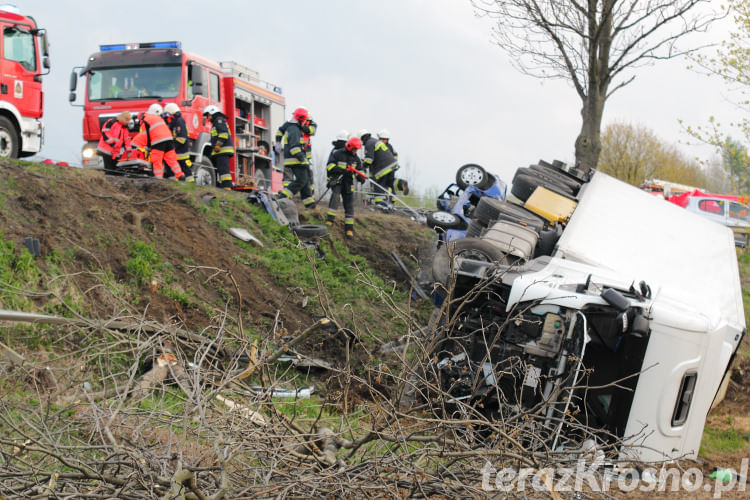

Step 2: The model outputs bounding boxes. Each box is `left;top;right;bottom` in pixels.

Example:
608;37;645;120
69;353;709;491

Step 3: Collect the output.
87;65;181;101
4;27;37;72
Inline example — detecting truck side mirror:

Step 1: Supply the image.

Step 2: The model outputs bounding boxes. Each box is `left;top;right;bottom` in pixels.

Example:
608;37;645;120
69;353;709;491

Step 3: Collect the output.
68;92;76;103
43;56;50;70
40;32;49;57
192;82;204;96
190;65;205;96
69;71;77;92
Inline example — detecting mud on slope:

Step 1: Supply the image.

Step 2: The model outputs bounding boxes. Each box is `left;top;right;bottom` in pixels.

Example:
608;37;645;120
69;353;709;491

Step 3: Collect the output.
0;161;434;337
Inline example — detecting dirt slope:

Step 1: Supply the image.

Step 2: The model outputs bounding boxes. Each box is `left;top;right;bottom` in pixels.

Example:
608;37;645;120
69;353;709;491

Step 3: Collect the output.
0;160;433;336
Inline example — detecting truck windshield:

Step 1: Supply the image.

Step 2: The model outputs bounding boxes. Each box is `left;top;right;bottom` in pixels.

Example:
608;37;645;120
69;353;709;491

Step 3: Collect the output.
87;65;181;101
3;27;37;72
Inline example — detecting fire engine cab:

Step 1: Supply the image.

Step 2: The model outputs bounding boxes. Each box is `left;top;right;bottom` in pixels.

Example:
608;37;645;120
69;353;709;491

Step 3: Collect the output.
0;4;49;159
69;41;285;190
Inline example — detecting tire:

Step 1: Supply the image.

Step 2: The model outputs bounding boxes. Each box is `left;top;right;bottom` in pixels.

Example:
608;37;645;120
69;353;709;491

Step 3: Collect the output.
529;164;582;192
455;163;493;190
291;224;328;239
426;211;467;231
194;157;216;187
511;173;575;202
517;166;580;195
473;197;545;231
0;116;19;159
432;237;509;287
465;219;485;238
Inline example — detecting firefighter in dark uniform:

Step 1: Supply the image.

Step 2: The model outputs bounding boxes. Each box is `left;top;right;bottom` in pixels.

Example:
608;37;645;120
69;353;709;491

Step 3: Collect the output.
324;129;351;223
357;128;378;175
203;105;234;189
326;137;364;239
163;103;194;182
301;114;317;196
371;129;399;206
275;107;315;208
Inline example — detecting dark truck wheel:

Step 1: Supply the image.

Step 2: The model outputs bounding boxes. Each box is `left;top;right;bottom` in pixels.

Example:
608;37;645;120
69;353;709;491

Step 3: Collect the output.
511;173;575;202
473;197;545;232
194;157;217;187
291;224;328;239
0;116;19;159
432;237;509;288
465;219;486;238
456;163;493;190
426;211;467;231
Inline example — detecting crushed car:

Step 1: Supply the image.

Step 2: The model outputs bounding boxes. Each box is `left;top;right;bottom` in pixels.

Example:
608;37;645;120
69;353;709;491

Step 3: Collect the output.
427;161;744;463
426;163;507;243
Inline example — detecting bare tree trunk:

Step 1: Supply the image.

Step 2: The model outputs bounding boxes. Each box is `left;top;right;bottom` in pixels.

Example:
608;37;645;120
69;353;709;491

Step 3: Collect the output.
575;93;605;172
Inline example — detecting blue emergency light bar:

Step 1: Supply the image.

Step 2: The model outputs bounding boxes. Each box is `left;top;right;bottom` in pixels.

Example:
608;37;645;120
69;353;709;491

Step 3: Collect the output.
99;41;181;52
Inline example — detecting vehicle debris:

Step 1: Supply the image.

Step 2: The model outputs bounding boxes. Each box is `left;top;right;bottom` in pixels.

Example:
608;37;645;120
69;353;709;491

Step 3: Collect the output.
425;160;744;462
229;227;264;246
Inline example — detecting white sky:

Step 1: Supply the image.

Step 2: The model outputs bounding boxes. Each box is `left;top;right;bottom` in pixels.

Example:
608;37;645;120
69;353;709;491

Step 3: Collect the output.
17;0;743;192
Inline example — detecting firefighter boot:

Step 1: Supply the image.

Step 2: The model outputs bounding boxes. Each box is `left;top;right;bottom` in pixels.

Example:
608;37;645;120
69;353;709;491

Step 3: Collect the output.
345;218;354;240
326;211;335;226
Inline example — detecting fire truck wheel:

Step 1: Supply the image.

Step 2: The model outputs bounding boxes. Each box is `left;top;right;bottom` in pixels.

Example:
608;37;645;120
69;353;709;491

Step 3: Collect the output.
193;158;216;187
0;116;19;159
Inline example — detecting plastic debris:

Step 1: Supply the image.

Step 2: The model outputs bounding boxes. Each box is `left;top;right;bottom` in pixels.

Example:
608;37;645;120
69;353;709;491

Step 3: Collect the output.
229;227;264;247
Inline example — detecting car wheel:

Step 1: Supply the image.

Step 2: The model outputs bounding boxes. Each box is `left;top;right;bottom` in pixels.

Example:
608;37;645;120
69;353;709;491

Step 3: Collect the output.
194;157;217;187
426;211;467;230
432;237;509;287
291;224;328;239
456;163;493;190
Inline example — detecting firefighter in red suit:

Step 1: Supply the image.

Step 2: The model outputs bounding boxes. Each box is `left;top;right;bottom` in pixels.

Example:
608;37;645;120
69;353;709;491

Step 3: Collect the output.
97;111;132;175
137;103;185;180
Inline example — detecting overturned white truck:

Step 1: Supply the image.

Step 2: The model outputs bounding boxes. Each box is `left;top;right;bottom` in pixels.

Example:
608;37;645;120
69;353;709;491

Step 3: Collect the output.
430;167;744;462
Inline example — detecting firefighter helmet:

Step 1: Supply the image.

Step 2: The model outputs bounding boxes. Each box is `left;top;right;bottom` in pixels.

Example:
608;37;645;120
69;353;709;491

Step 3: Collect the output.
164;102;180;115
292;107;309;122
377;129;390;140
335;130;349;142
147;103;163;115
345;137;362;152
357;128;370;139
202;105;220;117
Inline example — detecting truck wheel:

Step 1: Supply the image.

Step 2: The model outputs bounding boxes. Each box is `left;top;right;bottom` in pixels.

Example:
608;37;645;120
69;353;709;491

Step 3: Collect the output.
455;163;493;190
511;173;575;202
465;219;486;238
291;224;328;239
193;157;216;187
432;237;509;287
0;116;19;159
426;211;467;231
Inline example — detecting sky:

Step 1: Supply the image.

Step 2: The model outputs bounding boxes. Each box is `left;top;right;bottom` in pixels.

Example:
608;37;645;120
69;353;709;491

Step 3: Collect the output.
14;0;744;192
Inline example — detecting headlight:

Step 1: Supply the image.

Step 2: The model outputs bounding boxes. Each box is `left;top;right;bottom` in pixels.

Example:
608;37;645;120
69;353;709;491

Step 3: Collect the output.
82;147;96;160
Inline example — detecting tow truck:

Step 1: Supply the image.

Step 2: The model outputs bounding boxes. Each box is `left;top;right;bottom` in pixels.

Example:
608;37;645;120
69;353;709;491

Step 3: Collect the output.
0;4;50;158
69;41;285;190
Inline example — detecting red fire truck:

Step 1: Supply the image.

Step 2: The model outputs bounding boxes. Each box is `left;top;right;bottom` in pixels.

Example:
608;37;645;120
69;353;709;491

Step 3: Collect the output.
69;41;285;190
0;4;49;159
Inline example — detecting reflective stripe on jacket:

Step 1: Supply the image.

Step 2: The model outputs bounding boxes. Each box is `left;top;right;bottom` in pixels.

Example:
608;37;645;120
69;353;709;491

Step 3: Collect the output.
97;118;131;158
141;113;173;148
167;113;190;160
210;114;235;156
277;120;307;166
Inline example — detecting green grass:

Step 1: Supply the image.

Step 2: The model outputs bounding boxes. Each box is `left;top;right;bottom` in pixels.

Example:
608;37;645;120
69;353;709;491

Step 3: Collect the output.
125;239;164;287
700;425;750;455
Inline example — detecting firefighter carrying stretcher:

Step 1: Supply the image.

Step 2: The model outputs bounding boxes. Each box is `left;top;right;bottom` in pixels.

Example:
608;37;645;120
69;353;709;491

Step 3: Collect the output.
276;107;316;209
133;103;185;180
97;111;132;175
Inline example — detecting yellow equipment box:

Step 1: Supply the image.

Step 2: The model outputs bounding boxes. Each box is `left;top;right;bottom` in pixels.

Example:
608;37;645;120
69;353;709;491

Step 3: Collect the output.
524;187;578;225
